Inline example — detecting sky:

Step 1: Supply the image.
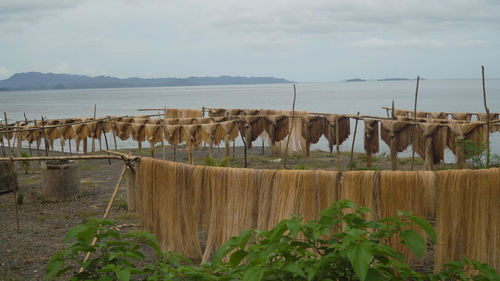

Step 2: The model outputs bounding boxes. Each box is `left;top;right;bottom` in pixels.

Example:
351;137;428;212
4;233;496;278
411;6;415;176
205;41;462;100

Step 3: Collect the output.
0;0;499;82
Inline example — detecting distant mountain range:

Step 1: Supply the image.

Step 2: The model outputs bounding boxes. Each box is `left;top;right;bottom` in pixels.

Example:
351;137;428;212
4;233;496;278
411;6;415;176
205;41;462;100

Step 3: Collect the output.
0;72;293;91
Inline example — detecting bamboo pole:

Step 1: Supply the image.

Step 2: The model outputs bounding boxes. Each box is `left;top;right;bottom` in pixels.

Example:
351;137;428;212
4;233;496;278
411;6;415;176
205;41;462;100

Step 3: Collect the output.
24;113;31;154
3;112;20;232
81;164;127;270
0;155;123;162
410;76;420;170
349;112;360;171
284;84;297;169
162;107;166;160
241;128;248;168
34;118;40;157
482;65;490;168
100;122;111;165
336;117;341;171
41;116;49;156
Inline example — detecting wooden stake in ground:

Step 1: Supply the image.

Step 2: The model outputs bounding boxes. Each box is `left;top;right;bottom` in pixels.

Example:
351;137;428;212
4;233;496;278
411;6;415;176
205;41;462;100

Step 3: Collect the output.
336;117;341;171
284;84;297;169
162;107;166;160
81;164;127;271
410;76;420;170
92;104;96;153
3;112;20;232
349;112;360;170
240;127;248;168
24;113;31;154
41;116;49;156
482;65;490;168
391;100;395;119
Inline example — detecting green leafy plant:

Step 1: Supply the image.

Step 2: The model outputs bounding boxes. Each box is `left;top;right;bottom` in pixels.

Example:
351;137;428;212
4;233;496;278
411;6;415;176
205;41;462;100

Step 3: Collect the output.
47;200;500;281
455;138;500;169
203;157;229;167
20;150;32;174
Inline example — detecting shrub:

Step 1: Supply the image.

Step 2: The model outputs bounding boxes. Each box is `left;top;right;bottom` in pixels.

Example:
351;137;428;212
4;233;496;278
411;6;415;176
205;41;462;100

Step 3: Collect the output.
47;200;500;281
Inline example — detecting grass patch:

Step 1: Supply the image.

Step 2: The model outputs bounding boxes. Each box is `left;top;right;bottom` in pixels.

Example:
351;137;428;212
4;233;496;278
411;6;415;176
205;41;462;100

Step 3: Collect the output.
78;210;101;223
79;160;100;171
111;212;139;221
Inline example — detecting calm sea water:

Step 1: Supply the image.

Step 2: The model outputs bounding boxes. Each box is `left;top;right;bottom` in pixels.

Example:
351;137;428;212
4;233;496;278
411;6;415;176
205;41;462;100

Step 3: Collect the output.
1;79;499;159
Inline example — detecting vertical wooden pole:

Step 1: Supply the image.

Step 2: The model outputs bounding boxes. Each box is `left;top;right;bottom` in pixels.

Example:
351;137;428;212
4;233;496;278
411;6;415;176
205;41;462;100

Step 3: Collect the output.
349;113;360;171
336;118;341;171
391;100;395;119
482;65;490;168
41;116;49;156
126;166;136;212
241;127;248;168
1;132;5;157
4;112;20;232
34;119;40;157
92;105;96;153
284;84;297;169
24;113;31;154
162;107;166;160
100;121;111;165
410;76;420;170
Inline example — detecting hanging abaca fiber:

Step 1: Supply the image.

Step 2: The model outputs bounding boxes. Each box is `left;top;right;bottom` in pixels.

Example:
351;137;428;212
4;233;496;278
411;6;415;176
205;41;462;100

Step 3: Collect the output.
410;111;429;118
164;125;183;146
201;123;223;157
208;108;228;117
324;115;350;154
340;171;379;221
114;122;132;141
145;124;162;156
243;109;261;115
45;119;61;150
434;168;500;273
135;158;340;263
393;108;411;117
57;119;75;152
238;116;267;149
363;120;379;166
228;109;245;116
477;112;500;132
196;117;214;125
165;108;202;118
413;122;447;170
379;171;436;265
446;121;485;168
381;118;415;170
72;121;90;153
264;115;290;151
177;118;197;125
301;116;327;156
451;112;472;121
430;112;448;120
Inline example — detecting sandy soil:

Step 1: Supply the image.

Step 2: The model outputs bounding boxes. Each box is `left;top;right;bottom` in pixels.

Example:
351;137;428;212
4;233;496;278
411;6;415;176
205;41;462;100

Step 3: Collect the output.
0;145;448;280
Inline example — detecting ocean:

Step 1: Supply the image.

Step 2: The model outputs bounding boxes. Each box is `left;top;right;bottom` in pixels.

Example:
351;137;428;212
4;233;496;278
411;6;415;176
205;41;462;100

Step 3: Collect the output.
1;79;499;160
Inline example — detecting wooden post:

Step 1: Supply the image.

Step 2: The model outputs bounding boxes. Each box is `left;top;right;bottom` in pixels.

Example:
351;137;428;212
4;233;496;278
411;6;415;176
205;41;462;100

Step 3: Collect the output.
100;122;111;165
482;65;490;168
349;113;360;171
34;118;40;157
423;136;433;171
225;136;230;159
92;104;96;153
261;136;265;155
41;116;49;156
162;107;166;160
336;118;341;171
3;112;20;232
112;130;118;151
391;100;395;119
24;113;31;154
1;133;5;157
241;128;248;168
410;76;419;170
284;84;297;169
209;137;214;158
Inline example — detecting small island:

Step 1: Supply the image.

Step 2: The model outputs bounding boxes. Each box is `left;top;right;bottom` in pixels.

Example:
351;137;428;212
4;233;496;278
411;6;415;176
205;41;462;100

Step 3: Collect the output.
344;78;366;82
377;78;410;81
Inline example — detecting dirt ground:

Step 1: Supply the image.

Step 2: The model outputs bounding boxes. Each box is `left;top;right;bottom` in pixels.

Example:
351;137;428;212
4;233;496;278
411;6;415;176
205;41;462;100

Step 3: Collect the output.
0;144;449;280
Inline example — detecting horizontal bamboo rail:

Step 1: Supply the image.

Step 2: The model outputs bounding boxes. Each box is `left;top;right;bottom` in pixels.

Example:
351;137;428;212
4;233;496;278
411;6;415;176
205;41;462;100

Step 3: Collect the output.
381;106;498;116
0;154;139;162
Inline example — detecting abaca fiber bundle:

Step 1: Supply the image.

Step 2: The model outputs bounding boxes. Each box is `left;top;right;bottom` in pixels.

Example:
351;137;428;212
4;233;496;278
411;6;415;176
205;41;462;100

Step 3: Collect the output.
324;115;350;154
165;108;202;118
435;168;500;273
364;119;379;154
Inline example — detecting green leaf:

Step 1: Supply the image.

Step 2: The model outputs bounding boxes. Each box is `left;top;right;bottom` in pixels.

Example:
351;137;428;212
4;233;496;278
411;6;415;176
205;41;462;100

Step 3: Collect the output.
229;249;248;267
372;244;406;262
286;220;300;237
410;216;437;243
46;254;64;280
116;269;130;281
243;266;264;281
365;268;385;281
64;224;90;243
282;263;305;277
346;243;373;281
400;229;425;258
